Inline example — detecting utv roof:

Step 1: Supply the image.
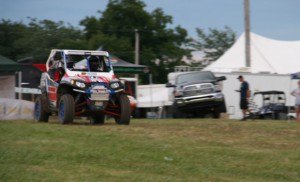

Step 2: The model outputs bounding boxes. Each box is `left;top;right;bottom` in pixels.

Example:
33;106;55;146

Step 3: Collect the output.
254;90;285;95
51;49;109;56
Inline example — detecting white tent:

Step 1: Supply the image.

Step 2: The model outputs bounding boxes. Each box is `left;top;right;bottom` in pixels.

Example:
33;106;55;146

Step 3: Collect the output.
204;32;300;74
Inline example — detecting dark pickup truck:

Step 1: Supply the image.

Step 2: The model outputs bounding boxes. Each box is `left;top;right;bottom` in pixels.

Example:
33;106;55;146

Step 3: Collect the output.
166;71;227;118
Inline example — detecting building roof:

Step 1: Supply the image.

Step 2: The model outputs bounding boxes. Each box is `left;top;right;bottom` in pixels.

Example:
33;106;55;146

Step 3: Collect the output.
0;55;20;72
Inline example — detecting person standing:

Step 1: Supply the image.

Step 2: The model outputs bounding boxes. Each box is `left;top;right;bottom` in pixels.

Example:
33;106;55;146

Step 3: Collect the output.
291;80;300;122
237;75;251;120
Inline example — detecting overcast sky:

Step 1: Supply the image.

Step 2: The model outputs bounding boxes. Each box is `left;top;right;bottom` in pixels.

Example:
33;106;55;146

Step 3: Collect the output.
1;0;299;40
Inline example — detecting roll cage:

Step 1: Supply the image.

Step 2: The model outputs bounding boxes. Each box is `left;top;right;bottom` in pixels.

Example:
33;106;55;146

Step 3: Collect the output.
46;49;112;83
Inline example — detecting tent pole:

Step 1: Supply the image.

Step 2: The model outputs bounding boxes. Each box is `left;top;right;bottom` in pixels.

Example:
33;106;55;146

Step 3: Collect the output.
288;78;293;122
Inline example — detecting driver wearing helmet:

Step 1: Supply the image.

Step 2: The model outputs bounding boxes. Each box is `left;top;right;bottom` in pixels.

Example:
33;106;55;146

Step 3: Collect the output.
89;56;103;72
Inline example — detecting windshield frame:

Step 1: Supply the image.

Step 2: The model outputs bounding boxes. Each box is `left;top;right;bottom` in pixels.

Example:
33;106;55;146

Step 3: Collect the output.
63;53;113;73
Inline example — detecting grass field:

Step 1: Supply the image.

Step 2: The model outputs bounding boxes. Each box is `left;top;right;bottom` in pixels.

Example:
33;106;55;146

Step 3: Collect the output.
0;118;299;181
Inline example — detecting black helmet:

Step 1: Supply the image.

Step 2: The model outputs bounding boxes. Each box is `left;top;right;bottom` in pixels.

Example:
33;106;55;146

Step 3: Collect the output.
89;56;100;71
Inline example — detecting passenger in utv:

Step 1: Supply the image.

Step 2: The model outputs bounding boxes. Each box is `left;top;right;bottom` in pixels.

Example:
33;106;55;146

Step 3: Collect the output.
48;58;64;82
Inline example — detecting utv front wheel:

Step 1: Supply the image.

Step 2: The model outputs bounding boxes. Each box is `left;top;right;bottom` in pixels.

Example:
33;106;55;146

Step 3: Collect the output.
58;94;75;124
34;96;49;122
114;94;131;125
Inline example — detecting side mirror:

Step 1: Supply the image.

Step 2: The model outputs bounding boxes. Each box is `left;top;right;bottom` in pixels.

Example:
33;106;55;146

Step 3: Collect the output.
216;76;226;82
166;83;176;88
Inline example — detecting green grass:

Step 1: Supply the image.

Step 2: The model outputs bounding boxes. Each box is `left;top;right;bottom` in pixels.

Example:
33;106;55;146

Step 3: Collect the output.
0;119;299;181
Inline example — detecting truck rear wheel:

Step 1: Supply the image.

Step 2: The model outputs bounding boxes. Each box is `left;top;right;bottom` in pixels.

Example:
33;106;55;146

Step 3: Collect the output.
114;94;131;125
172;102;185;118
58;94;75;124
213;108;221;119
34;96;49;122
213;104;222;119
90;112;105;124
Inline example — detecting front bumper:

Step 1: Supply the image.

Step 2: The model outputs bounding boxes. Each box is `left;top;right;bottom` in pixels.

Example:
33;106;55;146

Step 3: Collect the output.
73;85;113;111
175;93;225;110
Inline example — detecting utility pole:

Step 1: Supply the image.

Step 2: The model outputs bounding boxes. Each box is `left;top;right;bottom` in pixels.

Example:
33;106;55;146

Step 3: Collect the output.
134;29;140;98
244;0;251;67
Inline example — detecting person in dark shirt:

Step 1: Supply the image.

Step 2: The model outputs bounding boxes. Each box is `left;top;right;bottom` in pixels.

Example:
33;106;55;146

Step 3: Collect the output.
237;75;251;120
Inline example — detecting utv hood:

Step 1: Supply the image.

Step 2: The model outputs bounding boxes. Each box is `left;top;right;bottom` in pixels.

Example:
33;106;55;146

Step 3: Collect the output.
64;70;116;84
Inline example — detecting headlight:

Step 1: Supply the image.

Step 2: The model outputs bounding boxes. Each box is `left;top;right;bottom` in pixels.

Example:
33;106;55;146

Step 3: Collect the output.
174;89;183;97
110;82;120;89
110;81;123;90
71;80;86;88
75;82;86;88
215;93;224;99
214;84;222;92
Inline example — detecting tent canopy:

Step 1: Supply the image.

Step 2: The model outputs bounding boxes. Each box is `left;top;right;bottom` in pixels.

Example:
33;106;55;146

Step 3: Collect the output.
204;32;300;74
109;55;148;74
0;55;20;72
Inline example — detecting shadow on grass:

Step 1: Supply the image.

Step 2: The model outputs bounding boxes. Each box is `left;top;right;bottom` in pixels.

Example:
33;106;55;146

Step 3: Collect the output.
45;117;121;127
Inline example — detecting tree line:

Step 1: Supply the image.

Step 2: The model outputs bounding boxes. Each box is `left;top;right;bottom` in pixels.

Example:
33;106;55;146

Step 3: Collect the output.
0;0;236;83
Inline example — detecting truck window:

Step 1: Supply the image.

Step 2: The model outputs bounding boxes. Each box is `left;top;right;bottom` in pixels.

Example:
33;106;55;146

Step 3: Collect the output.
177;72;215;84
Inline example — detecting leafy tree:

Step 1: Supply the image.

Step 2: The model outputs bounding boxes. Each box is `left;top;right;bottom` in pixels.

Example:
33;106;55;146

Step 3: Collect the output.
0;20;27;60
193;26;236;66
80;0;191;83
0;0;192;84
0;18;86;62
